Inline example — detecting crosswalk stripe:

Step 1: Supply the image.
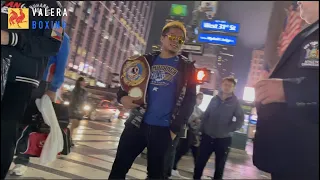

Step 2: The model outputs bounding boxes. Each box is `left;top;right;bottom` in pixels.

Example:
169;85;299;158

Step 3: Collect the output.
89;154;148;174
89;121;121;129
67;152;147;179
76;142;119;150
74;129;111;135
72;135;120;141
28;156;109;179
77;126;93;130
7;166;67;179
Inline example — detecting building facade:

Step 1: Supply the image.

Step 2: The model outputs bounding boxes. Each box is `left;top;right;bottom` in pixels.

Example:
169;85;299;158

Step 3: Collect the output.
215;45;235;78
246;49;269;87
60;1;155;85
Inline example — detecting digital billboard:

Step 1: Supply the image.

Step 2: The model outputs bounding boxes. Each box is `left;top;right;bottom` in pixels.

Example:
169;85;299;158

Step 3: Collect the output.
197;33;237;46
170;4;188;17
200;20;240;33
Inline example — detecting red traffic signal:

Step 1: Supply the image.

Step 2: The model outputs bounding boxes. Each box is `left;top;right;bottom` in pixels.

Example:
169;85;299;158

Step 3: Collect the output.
195;68;210;84
197;70;206;81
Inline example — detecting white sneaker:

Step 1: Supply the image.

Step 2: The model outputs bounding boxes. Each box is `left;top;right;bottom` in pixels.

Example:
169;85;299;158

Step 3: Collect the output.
171;170;188;179
11;164;28;176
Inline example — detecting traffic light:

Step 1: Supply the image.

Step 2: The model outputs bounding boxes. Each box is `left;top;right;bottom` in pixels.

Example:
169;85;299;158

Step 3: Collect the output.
195;68;210;84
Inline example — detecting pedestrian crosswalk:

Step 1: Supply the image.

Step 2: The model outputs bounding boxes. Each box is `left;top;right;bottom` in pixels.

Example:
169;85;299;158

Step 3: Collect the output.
6;119;270;179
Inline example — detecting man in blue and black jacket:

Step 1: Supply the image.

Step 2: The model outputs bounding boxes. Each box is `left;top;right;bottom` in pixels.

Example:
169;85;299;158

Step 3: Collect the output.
1;0;64;178
109;21;197;179
10;33;70;177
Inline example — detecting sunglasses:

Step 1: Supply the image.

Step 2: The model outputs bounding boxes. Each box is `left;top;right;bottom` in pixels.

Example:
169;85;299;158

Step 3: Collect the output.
164;34;185;45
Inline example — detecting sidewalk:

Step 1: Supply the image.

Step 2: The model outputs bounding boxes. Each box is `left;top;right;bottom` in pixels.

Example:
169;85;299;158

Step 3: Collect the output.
171;140;271;179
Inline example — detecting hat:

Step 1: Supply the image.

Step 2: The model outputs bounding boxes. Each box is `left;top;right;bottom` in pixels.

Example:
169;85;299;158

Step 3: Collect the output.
162;21;187;38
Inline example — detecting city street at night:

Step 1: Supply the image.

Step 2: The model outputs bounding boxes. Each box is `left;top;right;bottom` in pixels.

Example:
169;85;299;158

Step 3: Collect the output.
7;119;270;179
1;0;318;179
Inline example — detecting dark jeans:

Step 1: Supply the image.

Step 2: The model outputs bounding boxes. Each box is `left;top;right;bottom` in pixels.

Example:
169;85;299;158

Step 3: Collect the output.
109;123;173;179
173;130;199;170
164;135;180;178
193;134;232;180
1;82;33;179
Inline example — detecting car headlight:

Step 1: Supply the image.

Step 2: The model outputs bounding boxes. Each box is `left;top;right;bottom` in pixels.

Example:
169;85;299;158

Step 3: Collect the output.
83;105;91;111
124;112;130;117
63;101;70;105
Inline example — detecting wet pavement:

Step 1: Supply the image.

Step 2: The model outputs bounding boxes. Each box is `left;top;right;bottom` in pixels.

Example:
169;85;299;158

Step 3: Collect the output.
6;119;271;179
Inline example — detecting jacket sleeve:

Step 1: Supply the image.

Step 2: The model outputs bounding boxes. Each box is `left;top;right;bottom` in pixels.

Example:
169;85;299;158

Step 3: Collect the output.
117;87;128;104
49;35;70;92
283;77;319;108
228;100;245;132
200;98;213;133
170;64;197;134
7;2;63;58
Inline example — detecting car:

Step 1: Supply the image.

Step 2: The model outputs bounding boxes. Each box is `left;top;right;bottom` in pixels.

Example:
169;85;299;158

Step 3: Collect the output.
89;100;119;122
62;92;102;119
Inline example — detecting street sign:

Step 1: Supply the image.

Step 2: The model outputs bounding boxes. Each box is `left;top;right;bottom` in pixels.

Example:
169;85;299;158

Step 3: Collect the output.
170;4;188;17
198;33;237;46
200;20;240;33
181;43;203;54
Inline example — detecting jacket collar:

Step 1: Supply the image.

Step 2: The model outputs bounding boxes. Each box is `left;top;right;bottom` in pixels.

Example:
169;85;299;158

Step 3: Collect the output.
146;51;194;64
217;91;235;101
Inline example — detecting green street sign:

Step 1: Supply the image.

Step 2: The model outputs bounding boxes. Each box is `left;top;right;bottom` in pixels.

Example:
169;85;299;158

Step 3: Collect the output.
170;4;188;17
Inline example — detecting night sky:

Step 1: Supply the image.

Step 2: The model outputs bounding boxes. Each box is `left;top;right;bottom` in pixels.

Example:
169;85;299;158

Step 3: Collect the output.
146;1;275;97
217;1;274;96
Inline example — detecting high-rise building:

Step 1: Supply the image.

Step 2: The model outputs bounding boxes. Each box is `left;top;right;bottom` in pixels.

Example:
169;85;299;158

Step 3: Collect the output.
216;46;235;78
246;49;269;87
60;1;155;85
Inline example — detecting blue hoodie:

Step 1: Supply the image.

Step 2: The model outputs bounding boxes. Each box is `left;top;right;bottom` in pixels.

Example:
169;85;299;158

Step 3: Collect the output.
43;33;70;92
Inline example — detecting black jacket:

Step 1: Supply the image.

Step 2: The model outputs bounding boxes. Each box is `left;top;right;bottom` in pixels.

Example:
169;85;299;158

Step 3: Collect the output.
1;0;63;88
117;51;197;134
253;21;319;174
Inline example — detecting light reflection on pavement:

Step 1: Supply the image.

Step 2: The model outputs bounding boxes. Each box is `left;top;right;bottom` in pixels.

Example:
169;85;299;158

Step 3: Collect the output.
7;119;270;179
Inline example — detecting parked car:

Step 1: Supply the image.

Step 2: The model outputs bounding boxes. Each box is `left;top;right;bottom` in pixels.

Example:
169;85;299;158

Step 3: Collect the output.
89;100;119;122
